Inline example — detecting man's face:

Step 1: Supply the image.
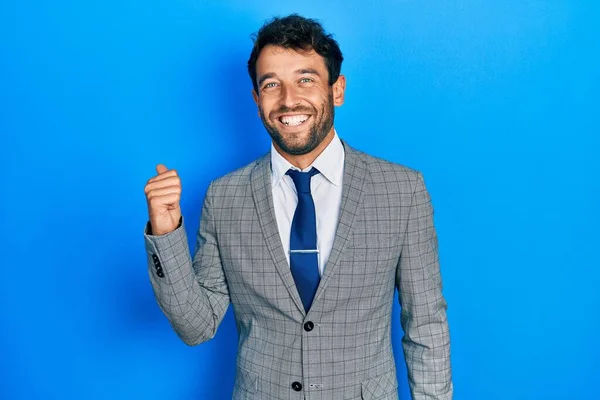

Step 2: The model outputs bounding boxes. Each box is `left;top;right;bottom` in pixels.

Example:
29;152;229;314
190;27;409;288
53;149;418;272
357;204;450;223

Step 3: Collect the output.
252;45;345;156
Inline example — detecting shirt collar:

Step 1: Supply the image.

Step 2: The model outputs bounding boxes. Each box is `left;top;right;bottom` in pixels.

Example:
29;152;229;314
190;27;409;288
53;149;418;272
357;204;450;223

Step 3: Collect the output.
271;130;345;188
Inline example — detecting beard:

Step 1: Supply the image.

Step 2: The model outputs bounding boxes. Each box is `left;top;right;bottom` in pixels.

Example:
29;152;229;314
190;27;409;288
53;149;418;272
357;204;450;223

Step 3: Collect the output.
259;91;335;156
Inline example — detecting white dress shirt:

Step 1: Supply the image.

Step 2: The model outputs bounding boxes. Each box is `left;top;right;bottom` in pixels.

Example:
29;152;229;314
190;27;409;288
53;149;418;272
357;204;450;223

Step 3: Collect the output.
271;132;345;277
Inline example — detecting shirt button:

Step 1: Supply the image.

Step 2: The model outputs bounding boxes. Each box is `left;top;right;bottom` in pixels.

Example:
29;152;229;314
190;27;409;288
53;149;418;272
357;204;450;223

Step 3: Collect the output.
304;321;314;332
292;381;302;391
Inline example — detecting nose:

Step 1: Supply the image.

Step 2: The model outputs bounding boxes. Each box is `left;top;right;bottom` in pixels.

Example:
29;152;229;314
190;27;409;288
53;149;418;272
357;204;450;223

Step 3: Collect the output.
279;84;300;108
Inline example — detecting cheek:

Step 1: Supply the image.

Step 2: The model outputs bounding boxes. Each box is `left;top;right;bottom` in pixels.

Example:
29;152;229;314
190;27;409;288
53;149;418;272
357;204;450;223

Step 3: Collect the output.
306;89;330;106
256;101;270;118
258;97;278;114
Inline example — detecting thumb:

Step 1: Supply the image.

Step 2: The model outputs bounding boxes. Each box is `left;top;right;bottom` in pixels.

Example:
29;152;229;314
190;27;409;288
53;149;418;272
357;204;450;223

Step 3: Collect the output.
156;164;168;174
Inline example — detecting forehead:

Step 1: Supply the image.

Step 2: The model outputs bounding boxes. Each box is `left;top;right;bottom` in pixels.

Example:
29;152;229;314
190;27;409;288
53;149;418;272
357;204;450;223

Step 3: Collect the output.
255;45;328;76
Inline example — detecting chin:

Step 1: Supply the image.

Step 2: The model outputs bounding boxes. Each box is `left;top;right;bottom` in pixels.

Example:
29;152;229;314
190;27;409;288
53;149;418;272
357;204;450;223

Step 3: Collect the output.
276;133;320;155
279;140;317;155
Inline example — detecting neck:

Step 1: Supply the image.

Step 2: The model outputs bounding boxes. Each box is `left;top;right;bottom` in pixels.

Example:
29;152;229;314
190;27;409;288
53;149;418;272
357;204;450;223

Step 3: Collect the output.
274;128;335;170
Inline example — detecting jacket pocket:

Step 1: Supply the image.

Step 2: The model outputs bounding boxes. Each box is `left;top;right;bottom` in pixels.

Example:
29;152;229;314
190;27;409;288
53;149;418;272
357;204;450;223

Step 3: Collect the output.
361;370;398;400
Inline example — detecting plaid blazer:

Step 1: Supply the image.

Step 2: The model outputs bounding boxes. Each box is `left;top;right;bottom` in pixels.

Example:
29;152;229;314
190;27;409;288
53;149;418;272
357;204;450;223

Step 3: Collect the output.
144;141;452;399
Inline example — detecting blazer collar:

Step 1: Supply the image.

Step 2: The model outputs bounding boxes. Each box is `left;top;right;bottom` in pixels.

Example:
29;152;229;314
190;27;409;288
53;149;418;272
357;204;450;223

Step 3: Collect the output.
251;139;368;316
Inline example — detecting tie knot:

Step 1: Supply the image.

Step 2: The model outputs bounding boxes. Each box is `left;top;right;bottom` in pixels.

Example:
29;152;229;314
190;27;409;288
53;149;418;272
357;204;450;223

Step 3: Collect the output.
286;167;319;193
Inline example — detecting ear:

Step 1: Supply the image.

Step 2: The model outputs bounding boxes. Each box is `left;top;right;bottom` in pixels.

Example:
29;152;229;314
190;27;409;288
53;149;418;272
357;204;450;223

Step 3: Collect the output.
252;89;260;117
332;75;346;106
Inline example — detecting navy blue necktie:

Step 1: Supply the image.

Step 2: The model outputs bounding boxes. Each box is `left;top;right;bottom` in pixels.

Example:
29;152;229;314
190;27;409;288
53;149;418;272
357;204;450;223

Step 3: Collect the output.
286;167;320;312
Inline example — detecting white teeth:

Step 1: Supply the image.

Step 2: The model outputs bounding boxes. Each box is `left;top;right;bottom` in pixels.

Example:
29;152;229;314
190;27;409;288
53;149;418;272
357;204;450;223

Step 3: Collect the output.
280;115;309;126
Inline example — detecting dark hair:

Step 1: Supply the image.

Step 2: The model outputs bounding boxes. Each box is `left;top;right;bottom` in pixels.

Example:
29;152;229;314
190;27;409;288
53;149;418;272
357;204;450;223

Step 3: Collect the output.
247;14;344;93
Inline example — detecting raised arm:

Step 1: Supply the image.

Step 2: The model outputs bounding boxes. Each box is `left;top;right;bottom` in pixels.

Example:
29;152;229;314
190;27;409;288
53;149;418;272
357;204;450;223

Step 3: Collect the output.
143;165;230;345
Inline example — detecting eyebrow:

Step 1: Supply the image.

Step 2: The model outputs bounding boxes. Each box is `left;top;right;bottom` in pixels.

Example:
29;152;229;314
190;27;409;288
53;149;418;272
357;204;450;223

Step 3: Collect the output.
257;72;276;87
296;68;321;76
257;68;322;88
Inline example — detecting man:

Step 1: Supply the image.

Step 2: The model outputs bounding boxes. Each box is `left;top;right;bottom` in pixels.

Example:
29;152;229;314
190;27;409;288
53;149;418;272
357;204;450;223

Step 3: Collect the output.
143;14;452;400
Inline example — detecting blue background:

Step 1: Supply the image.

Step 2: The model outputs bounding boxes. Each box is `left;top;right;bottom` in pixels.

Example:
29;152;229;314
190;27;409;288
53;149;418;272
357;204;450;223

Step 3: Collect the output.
1;1;598;399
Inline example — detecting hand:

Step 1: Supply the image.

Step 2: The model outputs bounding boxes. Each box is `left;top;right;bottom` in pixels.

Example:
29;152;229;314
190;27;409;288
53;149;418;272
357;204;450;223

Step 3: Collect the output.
144;164;182;235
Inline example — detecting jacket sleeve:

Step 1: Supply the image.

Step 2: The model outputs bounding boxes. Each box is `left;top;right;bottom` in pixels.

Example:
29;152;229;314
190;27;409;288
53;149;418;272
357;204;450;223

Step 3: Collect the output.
143;182;230;345
396;172;453;399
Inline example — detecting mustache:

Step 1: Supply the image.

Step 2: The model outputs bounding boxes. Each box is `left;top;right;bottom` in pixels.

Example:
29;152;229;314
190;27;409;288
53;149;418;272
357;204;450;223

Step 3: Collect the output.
270;105;315;119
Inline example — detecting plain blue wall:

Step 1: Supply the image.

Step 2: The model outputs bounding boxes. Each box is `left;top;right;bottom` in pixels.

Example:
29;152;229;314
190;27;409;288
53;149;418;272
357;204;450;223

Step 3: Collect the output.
1;1;598;399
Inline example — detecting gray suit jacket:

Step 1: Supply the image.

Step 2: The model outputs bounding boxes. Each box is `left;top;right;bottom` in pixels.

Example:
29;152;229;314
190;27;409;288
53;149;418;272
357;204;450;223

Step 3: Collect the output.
144;142;452;399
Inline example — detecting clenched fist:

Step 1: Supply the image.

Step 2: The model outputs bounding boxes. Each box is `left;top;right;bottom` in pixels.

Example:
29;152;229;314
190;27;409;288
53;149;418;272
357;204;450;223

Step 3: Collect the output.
144;164;182;235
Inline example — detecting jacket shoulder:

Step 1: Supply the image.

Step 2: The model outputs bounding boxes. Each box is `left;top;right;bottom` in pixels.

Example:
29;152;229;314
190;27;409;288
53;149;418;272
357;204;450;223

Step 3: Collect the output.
348;145;422;185
208;152;268;194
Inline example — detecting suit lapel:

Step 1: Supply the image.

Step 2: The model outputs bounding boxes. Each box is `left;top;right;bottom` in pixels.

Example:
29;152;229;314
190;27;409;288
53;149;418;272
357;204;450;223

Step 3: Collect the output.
250;153;306;315
312;142;368;307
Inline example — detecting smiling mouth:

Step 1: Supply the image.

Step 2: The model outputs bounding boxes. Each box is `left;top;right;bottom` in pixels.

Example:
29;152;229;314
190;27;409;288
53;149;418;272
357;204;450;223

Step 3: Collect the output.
278;114;310;127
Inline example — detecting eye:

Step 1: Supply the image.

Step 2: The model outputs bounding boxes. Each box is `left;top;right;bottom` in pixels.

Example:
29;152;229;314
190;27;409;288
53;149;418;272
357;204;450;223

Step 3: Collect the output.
299;77;314;83
263;82;278;89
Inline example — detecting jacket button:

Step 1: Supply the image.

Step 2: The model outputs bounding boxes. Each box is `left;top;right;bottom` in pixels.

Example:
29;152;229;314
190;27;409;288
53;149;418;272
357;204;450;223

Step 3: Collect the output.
291;381;302;391
156;268;165;278
304;321;314;332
